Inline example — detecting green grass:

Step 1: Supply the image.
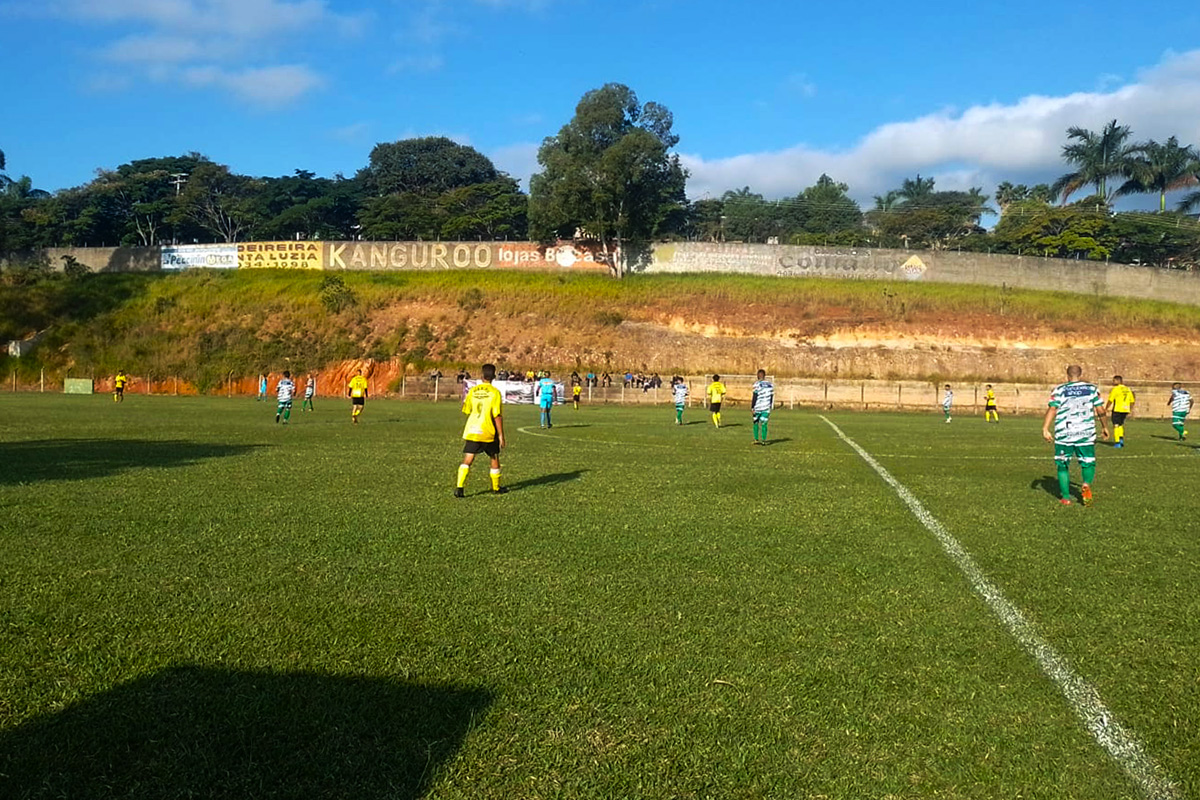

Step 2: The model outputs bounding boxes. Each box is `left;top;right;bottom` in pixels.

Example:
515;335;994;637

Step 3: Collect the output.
1;396;1197;798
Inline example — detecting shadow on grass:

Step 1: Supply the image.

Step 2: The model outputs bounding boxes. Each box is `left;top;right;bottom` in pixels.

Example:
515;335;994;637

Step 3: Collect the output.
0;665;492;800
508;470;587;491
0;439;261;486
1031;475;1071;501
765;438;793;446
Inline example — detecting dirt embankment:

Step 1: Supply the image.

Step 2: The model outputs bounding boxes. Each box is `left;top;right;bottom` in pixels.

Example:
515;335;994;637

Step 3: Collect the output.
336;297;1200;384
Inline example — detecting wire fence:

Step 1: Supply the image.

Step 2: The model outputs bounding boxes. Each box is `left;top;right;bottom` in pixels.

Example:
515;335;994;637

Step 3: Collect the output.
8;370;1193;419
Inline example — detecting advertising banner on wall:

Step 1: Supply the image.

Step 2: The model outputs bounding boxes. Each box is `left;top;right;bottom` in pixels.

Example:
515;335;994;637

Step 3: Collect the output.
462;379;566;405
238;242;324;269
324;241;612;272
161;244;238;270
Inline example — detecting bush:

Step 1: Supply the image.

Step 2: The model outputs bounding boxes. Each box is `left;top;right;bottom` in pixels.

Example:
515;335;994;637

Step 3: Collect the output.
593;310;623;326
319;274;356;313
457;287;485;311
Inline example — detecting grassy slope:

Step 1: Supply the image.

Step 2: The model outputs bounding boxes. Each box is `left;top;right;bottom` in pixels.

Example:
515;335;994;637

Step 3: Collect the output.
5;269;1200;387
0;396;1195;798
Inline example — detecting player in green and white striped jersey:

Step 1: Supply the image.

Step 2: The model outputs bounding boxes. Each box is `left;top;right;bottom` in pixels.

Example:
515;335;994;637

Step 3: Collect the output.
1042;365;1110;506
751;369;774;445
671;377;688;425
1168;383;1192;440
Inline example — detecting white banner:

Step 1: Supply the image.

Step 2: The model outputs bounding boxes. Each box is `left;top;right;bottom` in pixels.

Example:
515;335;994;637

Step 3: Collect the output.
162;244;238;270
463;379;566;405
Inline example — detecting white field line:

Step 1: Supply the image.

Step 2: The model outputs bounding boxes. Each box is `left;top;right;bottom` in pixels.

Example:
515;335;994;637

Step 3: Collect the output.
819;415;1181;800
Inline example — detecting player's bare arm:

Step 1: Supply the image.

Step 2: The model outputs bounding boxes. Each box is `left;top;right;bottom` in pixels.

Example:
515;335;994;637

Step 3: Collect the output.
1042;406;1057;442
495;414;506;449
1096;406;1111;439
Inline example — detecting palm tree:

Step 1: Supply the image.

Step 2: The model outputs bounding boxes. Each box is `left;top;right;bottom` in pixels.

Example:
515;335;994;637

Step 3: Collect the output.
898;174;935;203
1116;137;1200;212
1050;119;1135;203
871;190;902;212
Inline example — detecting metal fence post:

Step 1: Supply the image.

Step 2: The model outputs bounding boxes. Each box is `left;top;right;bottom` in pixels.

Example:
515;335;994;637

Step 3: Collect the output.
434;376;439;402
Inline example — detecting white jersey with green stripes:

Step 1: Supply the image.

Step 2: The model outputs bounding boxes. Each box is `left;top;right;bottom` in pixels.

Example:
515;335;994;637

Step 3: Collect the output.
1171;388;1191;415
672;383;688;405
752;380;774;413
1048;381;1103;446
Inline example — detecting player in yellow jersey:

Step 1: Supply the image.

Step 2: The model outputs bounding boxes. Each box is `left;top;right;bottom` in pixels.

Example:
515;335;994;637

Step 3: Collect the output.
1105;375;1135;448
113;370;128;403
572;382;582;410
347;369;369;424
984;384;999;423
707;374;727;428
455;363;507;497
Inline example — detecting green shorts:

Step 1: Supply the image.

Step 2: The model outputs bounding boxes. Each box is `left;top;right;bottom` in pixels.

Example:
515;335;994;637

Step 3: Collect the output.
1173;412;1188;424
1054;444;1095;465
753;410;771;423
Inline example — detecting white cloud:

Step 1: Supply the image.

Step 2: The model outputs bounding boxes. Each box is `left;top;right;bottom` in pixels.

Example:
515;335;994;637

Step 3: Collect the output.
682;49;1200;204
181;64;325;106
52;0;363;104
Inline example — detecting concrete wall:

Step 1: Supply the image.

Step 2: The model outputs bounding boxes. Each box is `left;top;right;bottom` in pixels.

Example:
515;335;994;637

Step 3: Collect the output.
7;240;1200;305
646;242;1200;305
0;247;160;273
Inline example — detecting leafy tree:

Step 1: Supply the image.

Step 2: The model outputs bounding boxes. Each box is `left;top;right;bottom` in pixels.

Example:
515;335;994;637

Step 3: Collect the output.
1051;119;1136;202
1115;137;1200;212
1110;212;1200;267
358;137;498;197
867;177;991;247
992;199;1116;259
686;198;725;242
792;174;862;234
437;177;528;240
720;187;779;242
172;162;262;243
529;83;687;275
358;193;441;240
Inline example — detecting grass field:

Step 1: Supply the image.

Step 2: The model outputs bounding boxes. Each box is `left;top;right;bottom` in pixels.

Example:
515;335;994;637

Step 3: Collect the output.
1;394;1197;799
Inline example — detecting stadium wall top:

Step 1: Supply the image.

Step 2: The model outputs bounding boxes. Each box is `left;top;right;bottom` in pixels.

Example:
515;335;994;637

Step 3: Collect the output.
6;240;1200;305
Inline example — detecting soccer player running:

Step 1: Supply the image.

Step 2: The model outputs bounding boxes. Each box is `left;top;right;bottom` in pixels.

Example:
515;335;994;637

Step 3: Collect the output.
113;370;128;403
536;371;557;428
1105;375;1135;448
671;377;688;425
302;375;316;411
1043;365;1110;506
751;369;774;445
455;363;508;497
707;374;727;428
984;384;999;423
942;384;954;423
1168;382;1192;440
275;371;296;424
347;369;368;424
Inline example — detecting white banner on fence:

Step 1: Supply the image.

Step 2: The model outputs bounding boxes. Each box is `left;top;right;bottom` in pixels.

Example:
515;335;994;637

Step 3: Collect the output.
462;379;566;405
161;244;238;270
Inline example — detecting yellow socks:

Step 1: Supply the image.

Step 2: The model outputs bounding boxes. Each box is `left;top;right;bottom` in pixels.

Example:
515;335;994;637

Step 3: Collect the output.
490;468;501;491
457;464;469;488
1114;424;1124;442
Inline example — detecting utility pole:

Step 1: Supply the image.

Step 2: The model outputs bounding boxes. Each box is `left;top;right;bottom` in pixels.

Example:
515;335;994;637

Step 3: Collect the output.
170;172;188;195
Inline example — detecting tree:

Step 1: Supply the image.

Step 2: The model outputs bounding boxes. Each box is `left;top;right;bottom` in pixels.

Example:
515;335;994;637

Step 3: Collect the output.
720;187;777;242
437;177;528;240
686;198;725;242
172;162;262;243
793;174;862;234
358;137;498;197
898;175;936;203
1115;137;1200;212
528;83;687;276
992;199;1116;260
1051;119;1136;203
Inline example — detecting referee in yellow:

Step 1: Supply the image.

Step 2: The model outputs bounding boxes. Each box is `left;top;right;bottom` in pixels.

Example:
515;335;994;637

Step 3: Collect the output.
1105;375;1135;448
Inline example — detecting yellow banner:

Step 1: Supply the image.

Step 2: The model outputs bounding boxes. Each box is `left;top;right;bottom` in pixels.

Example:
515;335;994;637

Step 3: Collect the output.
238;242;324;269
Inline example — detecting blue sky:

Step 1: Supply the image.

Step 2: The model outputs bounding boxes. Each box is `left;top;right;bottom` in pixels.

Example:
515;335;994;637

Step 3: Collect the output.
3;0;1200;207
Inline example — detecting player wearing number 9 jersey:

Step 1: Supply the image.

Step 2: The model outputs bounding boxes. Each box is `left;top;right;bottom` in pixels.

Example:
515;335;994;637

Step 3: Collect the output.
455;363;507;497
